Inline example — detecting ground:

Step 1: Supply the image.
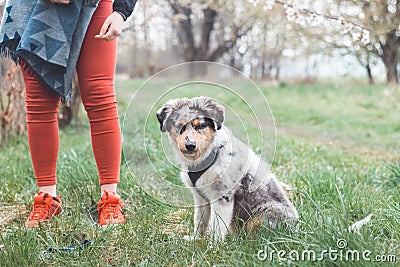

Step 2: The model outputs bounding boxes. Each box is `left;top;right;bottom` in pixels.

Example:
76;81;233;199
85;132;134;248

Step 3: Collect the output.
0;79;399;266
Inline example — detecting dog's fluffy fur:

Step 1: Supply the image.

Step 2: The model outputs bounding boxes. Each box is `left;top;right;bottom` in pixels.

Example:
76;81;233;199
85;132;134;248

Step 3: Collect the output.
156;97;298;241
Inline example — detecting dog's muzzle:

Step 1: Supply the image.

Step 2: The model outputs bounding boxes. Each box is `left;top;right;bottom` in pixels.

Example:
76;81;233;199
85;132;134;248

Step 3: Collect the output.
185;141;196;153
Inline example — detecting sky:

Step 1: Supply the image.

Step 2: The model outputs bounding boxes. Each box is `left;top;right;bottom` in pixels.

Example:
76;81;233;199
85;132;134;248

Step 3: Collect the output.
280;53;386;80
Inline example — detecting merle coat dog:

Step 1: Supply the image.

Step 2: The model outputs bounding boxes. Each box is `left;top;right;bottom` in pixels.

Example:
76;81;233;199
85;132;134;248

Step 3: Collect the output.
156;97;298;241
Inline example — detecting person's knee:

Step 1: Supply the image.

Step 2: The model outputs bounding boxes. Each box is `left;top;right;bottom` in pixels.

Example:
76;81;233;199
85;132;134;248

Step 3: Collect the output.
26;98;60;123
83;93;118;122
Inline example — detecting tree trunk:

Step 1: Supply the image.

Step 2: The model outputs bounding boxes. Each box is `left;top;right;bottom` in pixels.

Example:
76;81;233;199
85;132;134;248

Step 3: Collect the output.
261;55;266;80
169;1;195;61
381;47;398;84
0;103;6;147
366;64;374;85
380;31;399;84
58;74;81;128
199;8;217;60
168;1;251;67
0;63;26;147
275;64;281;80
354;51;375;85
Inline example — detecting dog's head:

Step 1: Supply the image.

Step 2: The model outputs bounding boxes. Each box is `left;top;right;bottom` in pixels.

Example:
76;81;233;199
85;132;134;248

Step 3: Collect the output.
156;96;225;161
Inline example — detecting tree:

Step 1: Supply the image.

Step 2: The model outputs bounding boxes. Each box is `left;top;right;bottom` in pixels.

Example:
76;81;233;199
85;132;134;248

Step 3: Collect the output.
247;10;287;80
119;0;176;77
249;0;373;82
0;61;26;147
324;0;400;84
379;29;400;84
368;0;400;84
354;48;377;85
166;0;256;63
0;5;26;146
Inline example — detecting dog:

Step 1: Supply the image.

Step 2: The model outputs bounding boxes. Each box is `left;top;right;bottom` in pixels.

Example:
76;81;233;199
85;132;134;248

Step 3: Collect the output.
156;96;298;241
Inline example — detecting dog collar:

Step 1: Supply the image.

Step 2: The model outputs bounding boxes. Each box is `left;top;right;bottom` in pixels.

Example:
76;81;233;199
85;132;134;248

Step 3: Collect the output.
188;145;223;186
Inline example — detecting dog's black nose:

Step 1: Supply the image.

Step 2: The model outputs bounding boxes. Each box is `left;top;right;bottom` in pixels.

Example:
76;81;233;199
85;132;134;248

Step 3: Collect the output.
185;142;196;152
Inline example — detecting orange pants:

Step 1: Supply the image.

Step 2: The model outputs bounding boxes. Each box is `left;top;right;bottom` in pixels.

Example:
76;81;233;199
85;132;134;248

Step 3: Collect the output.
22;0;121;187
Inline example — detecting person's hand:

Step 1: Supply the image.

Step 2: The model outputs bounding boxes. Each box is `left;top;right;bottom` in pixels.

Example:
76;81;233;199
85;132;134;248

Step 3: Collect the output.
49;0;71;4
95;12;124;42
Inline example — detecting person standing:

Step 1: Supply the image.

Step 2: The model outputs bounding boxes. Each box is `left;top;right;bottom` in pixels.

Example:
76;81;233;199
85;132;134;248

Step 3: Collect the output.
0;0;137;228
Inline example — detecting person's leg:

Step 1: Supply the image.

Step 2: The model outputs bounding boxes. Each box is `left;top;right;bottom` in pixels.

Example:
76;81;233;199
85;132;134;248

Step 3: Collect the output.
76;0;124;224
76;0;125;226
101;183;117;193
22;67;60;195
22;67;62;228
76;0;121;194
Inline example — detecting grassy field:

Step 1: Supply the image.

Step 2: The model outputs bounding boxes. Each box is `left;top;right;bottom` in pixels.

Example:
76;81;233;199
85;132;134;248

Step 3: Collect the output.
0;79;399;266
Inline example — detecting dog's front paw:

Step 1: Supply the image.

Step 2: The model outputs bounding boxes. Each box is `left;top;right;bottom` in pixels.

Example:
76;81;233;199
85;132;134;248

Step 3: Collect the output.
183;235;197;241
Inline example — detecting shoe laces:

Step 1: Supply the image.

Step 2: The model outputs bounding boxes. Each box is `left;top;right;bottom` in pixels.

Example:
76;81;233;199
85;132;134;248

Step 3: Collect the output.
99;201;123;219
28;202;56;220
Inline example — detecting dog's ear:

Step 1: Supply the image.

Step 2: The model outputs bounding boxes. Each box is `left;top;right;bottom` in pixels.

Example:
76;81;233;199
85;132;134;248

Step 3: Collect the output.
192;97;225;130
156;105;172;132
156;98;190;132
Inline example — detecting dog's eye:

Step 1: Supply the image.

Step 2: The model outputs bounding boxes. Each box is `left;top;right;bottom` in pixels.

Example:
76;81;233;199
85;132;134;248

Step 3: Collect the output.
196;122;208;130
178;124;186;134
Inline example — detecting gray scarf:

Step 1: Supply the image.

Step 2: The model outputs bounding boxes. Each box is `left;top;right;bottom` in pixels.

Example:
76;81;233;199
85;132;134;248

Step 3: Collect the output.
0;0;100;101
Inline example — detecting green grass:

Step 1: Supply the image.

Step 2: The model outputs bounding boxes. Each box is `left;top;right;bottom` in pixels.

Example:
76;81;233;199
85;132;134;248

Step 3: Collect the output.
0;80;399;266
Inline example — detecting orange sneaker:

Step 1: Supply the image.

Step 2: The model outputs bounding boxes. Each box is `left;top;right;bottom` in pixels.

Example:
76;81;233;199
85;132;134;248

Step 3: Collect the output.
25;192;62;229
98;190;126;227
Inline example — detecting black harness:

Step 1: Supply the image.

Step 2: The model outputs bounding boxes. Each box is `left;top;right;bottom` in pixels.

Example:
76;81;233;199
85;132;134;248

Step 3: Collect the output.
188;145;222;186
